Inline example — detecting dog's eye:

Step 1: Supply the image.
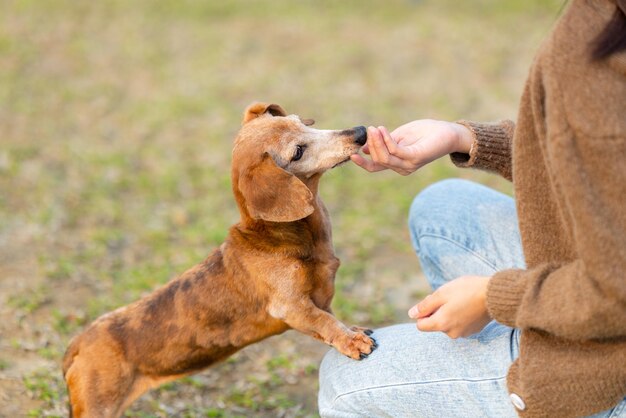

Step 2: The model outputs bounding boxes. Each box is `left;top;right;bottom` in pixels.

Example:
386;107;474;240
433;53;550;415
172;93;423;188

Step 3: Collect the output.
292;145;305;162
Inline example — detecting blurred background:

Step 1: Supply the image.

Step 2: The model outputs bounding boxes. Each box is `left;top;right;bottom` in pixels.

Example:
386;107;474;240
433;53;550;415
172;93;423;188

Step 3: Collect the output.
0;0;562;416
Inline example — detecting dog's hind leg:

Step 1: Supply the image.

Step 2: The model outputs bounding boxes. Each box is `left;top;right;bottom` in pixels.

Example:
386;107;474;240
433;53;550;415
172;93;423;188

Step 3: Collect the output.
64;345;136;418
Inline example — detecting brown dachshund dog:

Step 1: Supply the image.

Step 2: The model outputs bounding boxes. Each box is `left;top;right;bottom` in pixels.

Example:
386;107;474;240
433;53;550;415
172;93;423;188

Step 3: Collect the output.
62;103;376;417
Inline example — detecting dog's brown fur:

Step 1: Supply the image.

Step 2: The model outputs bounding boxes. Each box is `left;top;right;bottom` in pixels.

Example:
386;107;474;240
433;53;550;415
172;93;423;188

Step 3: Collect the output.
62;103;374;417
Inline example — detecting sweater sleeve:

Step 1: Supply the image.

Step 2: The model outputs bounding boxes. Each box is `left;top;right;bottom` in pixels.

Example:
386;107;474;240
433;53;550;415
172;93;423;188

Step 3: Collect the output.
486;131;626;341
449;120;515;181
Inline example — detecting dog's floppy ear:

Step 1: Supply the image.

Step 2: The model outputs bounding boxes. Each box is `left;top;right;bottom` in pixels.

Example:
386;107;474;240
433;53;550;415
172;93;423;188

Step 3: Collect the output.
242;102;287;124
238;153;314;222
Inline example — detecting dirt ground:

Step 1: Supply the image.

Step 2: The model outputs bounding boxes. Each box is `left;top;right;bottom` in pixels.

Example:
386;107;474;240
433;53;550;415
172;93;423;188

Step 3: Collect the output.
0;0;561;416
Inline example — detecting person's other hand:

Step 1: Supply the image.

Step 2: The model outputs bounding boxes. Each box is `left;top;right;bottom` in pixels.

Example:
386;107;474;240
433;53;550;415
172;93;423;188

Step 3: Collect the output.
407;275;492;339
350;120;474;176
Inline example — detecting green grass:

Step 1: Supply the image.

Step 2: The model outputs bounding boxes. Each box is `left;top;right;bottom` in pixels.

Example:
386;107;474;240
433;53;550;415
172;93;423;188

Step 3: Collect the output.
7;284;50;314
23;368;65;417
0;0;562;415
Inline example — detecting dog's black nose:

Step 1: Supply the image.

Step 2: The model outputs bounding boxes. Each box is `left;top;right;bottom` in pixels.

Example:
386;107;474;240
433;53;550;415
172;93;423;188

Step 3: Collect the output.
354;126;367;146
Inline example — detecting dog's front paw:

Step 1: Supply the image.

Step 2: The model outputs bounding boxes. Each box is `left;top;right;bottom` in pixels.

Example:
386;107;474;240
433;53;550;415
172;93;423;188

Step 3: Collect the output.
335;330;377;360
350;325;374;336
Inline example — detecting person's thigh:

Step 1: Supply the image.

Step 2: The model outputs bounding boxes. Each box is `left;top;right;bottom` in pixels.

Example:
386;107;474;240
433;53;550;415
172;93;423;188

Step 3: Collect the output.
408;179;525;290
319;323;520;418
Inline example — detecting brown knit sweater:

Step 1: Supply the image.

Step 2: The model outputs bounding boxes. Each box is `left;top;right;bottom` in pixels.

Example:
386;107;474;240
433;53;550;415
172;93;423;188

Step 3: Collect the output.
450;0;626;416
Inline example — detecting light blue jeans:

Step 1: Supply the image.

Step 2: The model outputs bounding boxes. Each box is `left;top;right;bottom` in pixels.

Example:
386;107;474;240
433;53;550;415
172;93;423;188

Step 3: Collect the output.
318;179;626;418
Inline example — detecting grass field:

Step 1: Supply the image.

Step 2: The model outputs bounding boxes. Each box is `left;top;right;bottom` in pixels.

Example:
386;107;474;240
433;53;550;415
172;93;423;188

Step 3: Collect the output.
0;0;562;416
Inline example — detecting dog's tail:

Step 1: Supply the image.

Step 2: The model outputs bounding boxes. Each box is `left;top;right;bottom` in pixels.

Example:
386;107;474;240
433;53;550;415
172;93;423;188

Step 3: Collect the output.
62;335;81;417
62;335;80;378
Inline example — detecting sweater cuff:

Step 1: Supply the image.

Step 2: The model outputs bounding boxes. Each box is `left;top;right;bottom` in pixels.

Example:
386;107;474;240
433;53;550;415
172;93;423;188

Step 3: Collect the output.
486;269;526;328
450;120;515;180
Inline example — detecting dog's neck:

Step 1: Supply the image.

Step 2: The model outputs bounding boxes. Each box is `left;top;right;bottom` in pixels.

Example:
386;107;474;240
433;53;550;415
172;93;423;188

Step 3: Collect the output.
300;172;321;197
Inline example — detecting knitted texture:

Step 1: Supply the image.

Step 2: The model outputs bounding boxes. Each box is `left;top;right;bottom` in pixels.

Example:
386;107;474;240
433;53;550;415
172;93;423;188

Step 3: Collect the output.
451;120;515;180
450;0;626;416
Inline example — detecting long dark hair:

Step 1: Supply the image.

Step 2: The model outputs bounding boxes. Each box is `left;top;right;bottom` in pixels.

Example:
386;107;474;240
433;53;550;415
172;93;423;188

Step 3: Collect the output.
591;0;626;60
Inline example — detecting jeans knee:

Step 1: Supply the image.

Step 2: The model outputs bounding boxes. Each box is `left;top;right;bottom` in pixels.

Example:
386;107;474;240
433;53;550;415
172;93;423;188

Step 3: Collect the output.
410;179;477;221
318;350;343;415
318;350;380;418
409;179;476;252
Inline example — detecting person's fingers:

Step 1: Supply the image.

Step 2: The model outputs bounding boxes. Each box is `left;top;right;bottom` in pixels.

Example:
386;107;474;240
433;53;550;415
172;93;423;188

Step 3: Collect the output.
365;126;382;163
367;126;391;165
417;293;444;317
388;164;412;176
362;143;371;155
377;154;416;175
416;312;445;333
350;154;387;172
351;151;412;174
350;154;386;172
387;128;428;167
367;127;417;174
379;126;415;160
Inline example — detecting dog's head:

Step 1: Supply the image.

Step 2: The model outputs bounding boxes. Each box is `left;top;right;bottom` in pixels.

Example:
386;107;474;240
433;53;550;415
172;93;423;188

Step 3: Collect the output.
232;102;367;223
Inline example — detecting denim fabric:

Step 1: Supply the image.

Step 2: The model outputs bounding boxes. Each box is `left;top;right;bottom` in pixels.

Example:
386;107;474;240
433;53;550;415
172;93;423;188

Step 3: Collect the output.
318;179;625;418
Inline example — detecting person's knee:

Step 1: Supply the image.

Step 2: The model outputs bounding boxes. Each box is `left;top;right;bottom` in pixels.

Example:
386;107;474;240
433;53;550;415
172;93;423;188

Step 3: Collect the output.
409;179;478;251
318;350;382;418
319;395;366;418
318;350;350;417
410;179;478;223
319;325;422;417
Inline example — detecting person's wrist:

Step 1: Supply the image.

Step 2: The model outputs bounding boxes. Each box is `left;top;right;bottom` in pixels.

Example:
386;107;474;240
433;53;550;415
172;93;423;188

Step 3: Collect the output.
479;276;491;319
451;122;474;154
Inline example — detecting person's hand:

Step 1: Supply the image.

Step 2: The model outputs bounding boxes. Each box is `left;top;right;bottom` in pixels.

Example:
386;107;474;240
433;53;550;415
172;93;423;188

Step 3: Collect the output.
350;120;474;176
408;275;492;339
